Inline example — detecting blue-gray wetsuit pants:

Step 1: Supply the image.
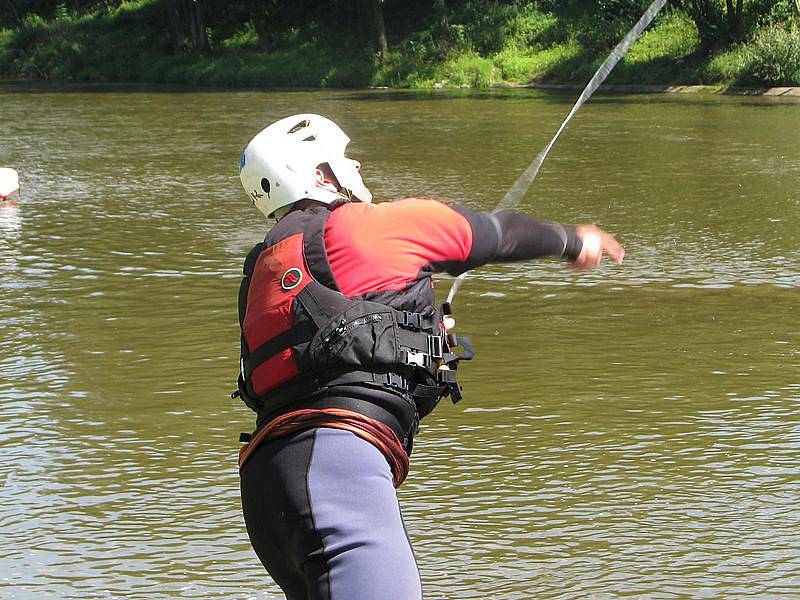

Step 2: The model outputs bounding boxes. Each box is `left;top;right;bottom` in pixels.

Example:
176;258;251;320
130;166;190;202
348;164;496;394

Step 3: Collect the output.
240;427;423;599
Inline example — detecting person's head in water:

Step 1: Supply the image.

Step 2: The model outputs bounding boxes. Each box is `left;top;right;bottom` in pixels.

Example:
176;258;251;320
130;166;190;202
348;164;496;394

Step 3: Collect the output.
239;114;372;221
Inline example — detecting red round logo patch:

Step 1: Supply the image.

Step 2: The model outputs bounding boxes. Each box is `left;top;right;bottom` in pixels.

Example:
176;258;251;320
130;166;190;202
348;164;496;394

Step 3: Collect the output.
281;268;303;290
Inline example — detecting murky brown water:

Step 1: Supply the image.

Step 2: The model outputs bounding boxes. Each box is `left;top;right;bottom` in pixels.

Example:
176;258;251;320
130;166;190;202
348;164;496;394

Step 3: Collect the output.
1;84;799;598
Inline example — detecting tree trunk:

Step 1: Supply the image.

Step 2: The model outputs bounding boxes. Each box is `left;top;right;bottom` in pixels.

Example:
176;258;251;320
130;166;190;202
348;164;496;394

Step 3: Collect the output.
368;0;388;60
188;0;209;53
434;0;449;31
688;0;728;51
355;0;389;59
6;0;21;24
433;0;453;52
724;0;734;30
729;0;743;40
167;0;186;50
252;12;273;53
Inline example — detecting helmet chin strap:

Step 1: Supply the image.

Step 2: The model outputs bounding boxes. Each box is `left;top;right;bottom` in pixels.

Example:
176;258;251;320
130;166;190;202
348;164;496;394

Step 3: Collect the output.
315;166;355;202
334;181;369;203
326;159;372;204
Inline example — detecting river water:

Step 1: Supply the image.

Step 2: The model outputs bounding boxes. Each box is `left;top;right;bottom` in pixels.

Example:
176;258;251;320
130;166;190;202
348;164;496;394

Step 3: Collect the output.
1;84;798;598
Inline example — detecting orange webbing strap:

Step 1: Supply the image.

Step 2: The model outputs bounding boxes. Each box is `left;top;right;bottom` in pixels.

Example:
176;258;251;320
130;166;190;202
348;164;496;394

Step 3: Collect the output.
239;408;410;488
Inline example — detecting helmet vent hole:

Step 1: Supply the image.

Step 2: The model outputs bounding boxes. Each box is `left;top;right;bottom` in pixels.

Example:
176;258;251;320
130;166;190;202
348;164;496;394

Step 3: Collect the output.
288;119;310;134
260;178;271;194
303;135;316;142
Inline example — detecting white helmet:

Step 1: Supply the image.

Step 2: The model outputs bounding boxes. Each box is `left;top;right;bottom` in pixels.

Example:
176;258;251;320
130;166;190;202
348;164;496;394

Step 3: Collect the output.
239;114;372;219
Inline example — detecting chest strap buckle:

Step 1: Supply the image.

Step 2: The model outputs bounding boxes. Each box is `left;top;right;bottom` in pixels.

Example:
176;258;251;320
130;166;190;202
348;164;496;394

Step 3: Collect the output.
401;311;424;330
401;349;429;368
386;372;409;390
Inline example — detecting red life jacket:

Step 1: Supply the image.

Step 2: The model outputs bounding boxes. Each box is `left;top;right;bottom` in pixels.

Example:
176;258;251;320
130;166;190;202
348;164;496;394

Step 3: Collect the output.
235;205;471;424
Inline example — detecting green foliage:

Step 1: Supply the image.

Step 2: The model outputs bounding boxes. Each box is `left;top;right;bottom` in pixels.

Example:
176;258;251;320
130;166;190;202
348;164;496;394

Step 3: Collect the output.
505;9;563;51
698;45;751;82
743;24;800;84
686;0;729;50
762;0;800;24
0;0;798;88
623;12;700;63
494;42;582;82
443;2;564;55
438;52;498;87
604;11;701;84
577;0;656;52
685;0;798;51
451;3;529;54
697;22;800;86
221;21;260;51
0;29;14;75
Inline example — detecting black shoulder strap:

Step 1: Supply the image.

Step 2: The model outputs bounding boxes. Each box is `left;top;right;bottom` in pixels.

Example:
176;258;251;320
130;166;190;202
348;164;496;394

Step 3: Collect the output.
302;208;339;292
243;319;316;377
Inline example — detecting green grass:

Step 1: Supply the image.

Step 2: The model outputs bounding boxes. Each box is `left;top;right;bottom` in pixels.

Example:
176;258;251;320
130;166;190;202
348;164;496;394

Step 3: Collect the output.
1;1;798;89
494;42;583;83
613;12;701;84
698;24;800;87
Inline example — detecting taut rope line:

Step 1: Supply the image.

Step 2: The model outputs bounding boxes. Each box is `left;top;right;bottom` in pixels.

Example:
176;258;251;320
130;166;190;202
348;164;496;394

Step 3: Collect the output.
446;0;670;305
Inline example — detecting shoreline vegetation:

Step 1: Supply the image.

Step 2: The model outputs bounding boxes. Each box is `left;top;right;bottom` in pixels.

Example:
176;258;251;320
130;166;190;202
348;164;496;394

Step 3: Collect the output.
1;1;799;91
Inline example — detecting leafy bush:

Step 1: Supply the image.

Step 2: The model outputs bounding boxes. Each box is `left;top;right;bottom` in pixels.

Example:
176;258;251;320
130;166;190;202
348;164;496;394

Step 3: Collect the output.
502;6;562;51
449;2;561;55
623;11;699;64
439;52;498;87
750;0;799;28
221;21;259;51
698;23;800;86
698;46;750;82
454;2;520;54
744;24;800;84
558;0;656;52
0;29;13;75
494;42;581;83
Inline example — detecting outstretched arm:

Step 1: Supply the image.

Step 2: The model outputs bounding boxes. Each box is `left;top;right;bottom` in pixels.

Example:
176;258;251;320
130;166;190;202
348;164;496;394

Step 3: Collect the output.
445;205;624;274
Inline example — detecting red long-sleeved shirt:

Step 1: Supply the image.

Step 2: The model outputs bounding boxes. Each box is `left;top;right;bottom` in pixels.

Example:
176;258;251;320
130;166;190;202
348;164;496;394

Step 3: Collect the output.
323;197;582;296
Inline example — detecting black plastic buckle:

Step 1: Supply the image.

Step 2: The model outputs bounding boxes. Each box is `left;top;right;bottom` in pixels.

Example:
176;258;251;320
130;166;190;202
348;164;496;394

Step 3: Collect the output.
387;372;408;389
401;311;424;330
239;432;252;443
401;349;430;368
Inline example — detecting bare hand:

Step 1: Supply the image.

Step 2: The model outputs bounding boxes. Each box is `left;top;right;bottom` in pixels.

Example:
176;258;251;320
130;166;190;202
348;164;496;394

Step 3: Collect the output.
571;224;625;270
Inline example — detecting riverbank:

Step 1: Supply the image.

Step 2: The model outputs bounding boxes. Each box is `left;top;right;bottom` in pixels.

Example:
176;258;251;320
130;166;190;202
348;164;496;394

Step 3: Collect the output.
1;1;798;90
4;76;799;99
521;83;800;96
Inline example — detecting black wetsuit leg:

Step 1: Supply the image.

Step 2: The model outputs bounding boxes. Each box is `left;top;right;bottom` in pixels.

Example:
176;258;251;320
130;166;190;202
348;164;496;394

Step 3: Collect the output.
240;427;422;600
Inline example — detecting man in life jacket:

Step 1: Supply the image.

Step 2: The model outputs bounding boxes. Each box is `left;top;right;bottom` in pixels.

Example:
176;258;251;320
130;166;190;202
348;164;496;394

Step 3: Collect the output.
236;114;624;599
